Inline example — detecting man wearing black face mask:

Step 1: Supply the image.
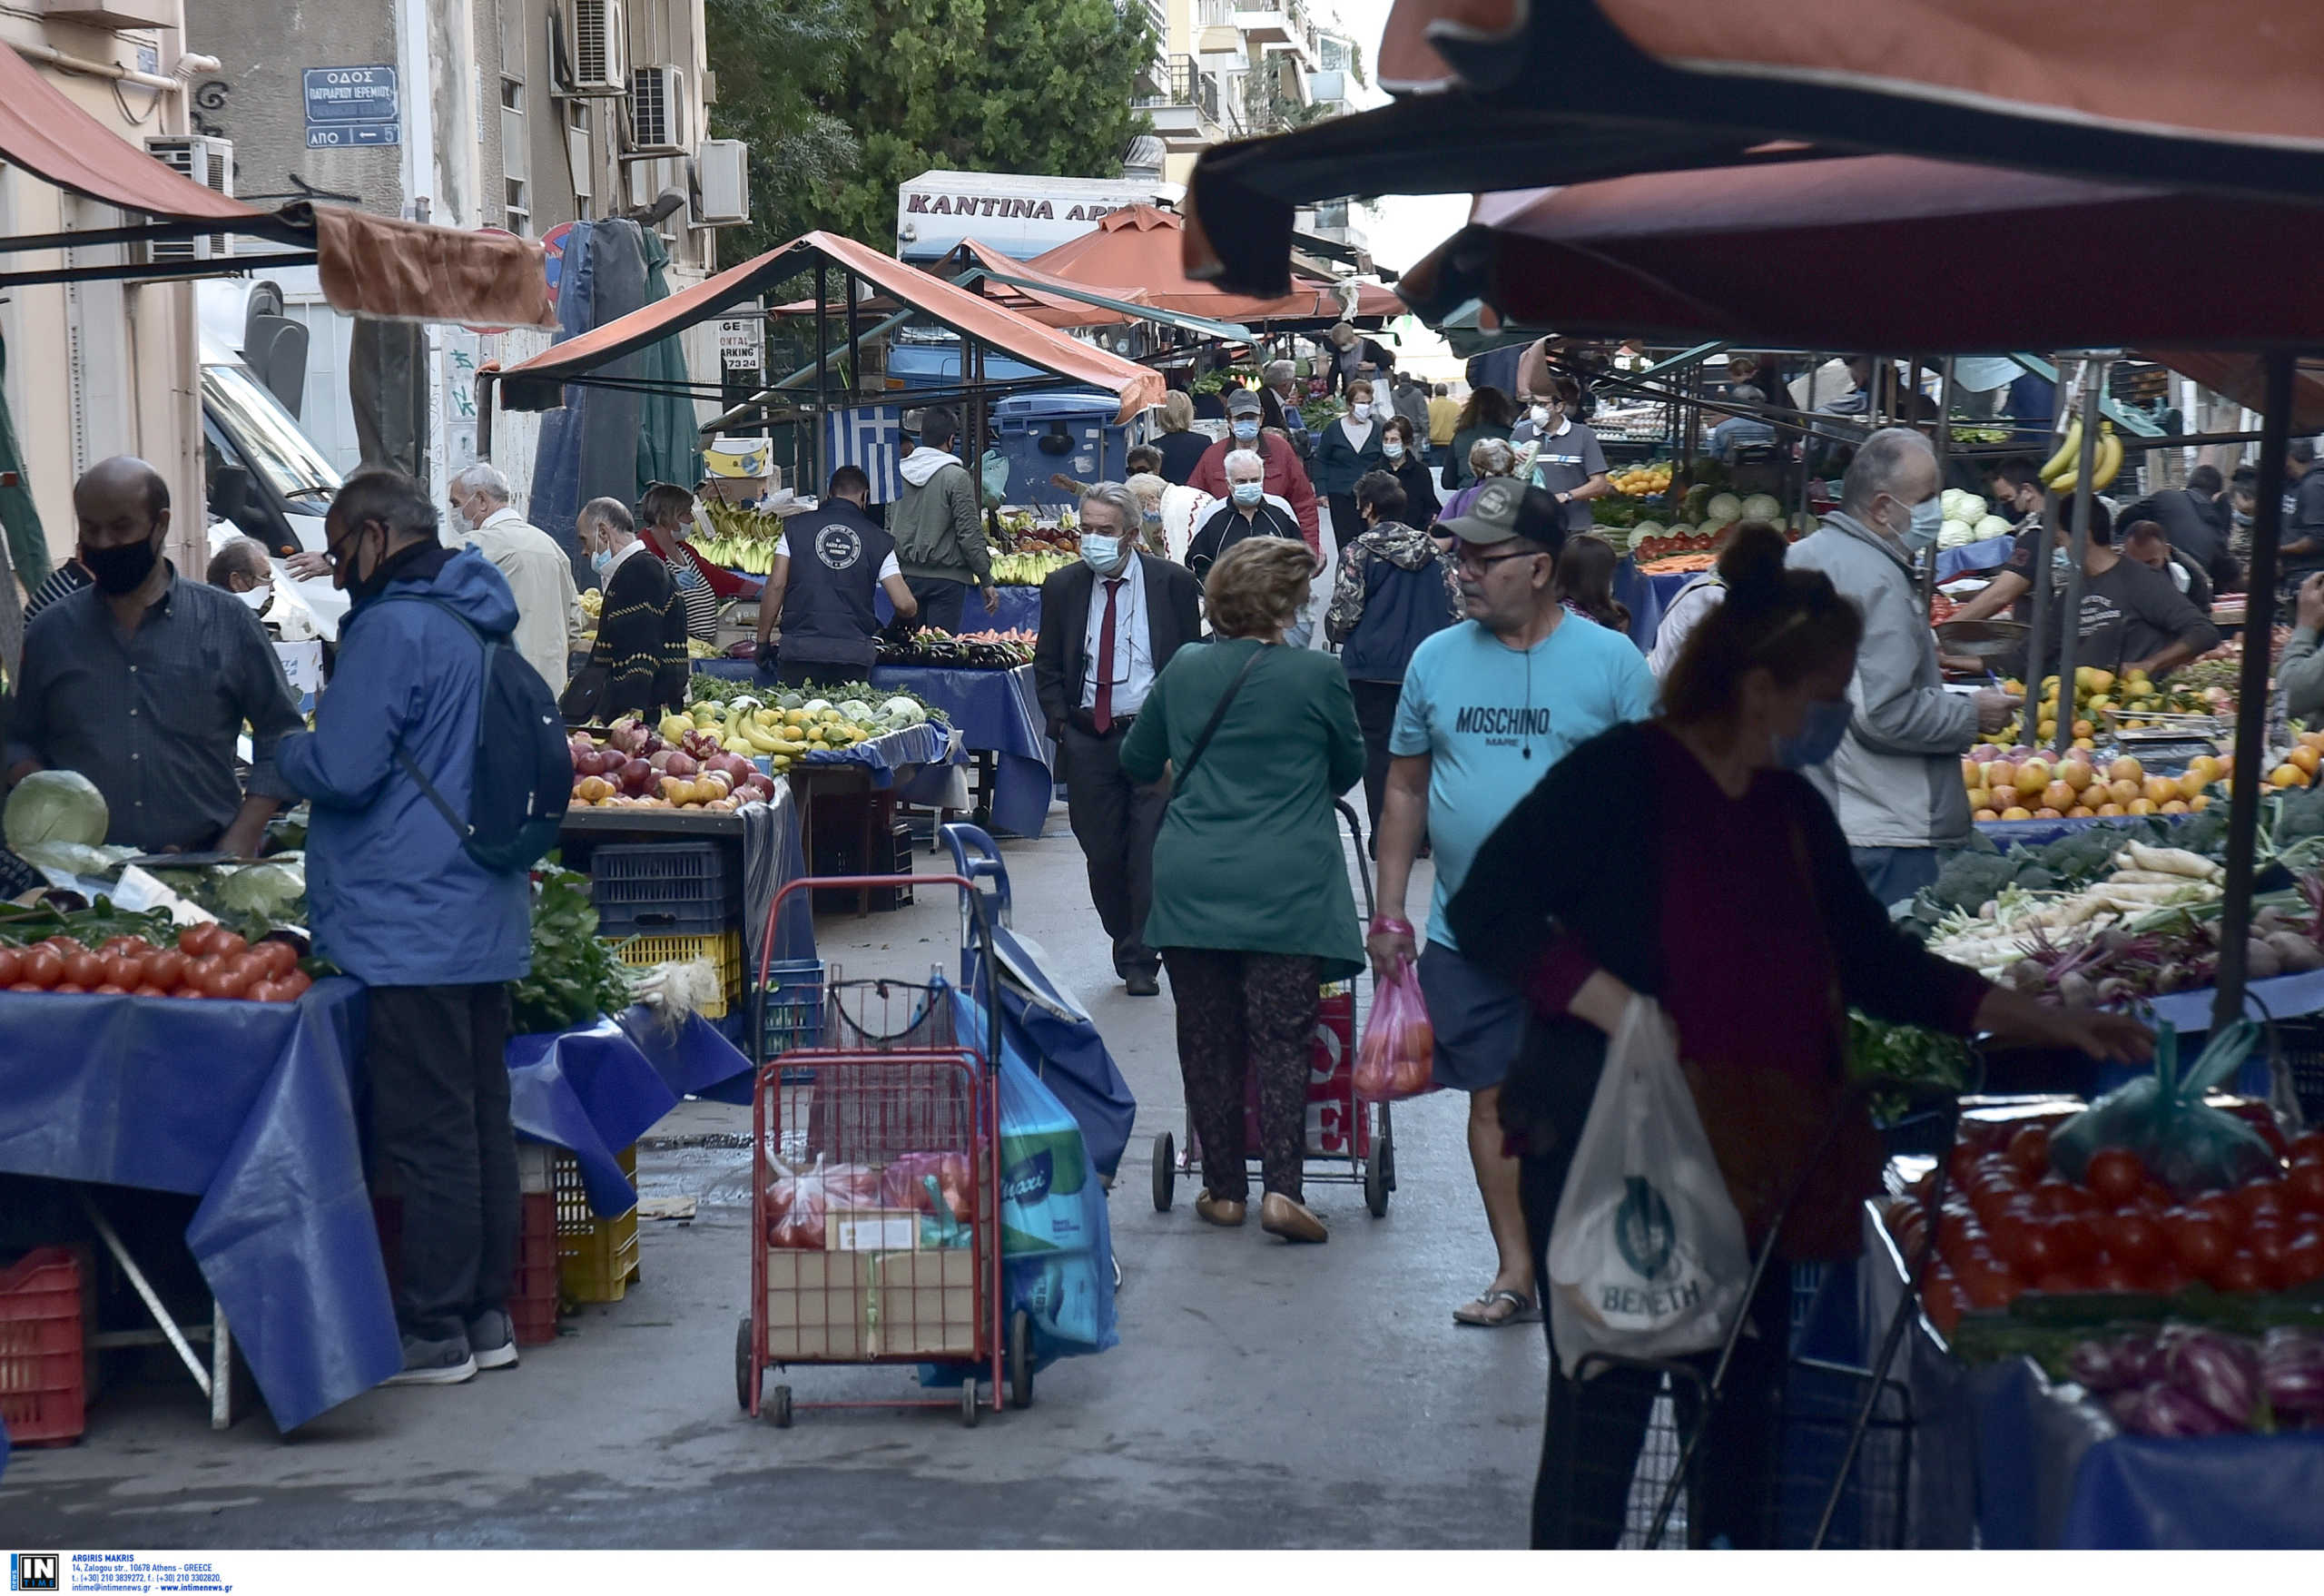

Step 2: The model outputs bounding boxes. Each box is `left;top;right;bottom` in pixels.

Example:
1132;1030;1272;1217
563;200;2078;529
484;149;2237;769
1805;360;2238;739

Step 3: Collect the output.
5;456;303;857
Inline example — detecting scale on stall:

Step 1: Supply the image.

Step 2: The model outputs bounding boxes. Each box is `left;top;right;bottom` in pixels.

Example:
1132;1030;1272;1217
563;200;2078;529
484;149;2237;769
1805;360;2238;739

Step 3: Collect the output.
2102;712;2225;777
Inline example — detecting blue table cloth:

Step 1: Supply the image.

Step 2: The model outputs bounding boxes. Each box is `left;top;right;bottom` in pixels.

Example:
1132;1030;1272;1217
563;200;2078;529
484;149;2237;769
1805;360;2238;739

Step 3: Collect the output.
873;584;1041;634
797;720;950;788
0;980;397;1433
1939;534;2015;581
507;1007;753;1216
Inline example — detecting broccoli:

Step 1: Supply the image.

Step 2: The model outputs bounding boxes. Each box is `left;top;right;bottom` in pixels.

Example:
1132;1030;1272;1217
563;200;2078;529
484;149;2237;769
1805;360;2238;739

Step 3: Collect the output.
1931;851;2018;913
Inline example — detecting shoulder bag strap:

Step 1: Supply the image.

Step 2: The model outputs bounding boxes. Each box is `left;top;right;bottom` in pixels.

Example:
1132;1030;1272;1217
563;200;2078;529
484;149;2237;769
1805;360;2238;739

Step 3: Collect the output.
374;593;487;841
1174;644;1266;789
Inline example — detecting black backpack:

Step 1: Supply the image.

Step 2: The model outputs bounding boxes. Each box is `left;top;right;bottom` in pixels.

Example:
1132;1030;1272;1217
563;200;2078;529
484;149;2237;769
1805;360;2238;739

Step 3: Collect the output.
379;595;570;874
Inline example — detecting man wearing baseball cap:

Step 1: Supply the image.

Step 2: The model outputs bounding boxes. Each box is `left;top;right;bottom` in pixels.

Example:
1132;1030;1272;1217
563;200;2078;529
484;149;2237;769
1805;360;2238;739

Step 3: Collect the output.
1188;387;1320;556
1366;478;1656;1329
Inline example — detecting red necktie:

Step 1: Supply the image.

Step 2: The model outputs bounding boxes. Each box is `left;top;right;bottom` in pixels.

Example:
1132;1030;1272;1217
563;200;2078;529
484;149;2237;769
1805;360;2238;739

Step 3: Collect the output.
1092;577;1125;733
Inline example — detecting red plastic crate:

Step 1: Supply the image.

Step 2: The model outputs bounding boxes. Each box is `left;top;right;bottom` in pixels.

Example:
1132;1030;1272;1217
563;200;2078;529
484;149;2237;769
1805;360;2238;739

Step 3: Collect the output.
375;1192;561;1348
510;1192;558;1347
0;1246;86;1444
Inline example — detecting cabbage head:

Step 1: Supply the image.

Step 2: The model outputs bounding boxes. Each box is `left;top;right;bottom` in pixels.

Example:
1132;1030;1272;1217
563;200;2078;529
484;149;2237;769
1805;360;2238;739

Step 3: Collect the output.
5;769;109;851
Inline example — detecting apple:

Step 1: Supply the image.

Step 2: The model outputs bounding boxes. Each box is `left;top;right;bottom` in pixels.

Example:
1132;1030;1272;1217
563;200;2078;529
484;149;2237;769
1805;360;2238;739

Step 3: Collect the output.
619;758;655;795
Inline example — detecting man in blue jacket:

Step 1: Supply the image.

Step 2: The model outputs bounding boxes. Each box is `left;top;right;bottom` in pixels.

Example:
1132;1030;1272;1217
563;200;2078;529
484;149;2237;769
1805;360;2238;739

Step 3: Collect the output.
277;468;533;1388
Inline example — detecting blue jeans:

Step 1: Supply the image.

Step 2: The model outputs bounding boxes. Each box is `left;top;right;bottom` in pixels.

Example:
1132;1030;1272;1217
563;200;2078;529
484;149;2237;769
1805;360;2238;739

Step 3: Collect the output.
1851;846;1942;911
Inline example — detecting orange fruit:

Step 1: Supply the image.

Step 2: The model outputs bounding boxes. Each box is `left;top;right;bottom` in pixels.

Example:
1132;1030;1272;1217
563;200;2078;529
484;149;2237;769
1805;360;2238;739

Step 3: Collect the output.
2161;800;2191;814
1973;808;2001;822
2271;764;2306;788
2096;803;2125;816
1965;786;1992;812
2128;798;2159;814
2292;745;2321;776
2067;804;2095;818
2143;775;2180;805
2015;761;2052;796
2001;805;2034;821
2109;778;2143;805
2177;770;2210;800
2034;806;2063;819
2109;756;2144;783
2043;782;2077;812
2058;759;2095;792
2191;794;2211;812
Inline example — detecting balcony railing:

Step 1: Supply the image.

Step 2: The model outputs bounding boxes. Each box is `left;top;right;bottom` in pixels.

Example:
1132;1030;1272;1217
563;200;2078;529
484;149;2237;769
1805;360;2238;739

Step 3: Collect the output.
1136;55;1220;125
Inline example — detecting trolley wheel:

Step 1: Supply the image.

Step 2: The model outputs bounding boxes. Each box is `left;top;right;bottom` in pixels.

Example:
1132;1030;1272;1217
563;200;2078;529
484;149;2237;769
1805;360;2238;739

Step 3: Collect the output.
1364;1130;1392;1218
770;1384;793;1428
960;1380;981;1427
1152;1131;1177;1212
1382;1102;1399;1191
734;1315;756;1414
1008;1309;1035;1410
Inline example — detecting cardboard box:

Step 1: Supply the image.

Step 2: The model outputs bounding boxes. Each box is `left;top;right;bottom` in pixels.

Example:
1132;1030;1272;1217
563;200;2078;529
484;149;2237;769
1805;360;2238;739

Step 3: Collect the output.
827;1207;924;1253
866;1247;980;1357
764;1250;871;1359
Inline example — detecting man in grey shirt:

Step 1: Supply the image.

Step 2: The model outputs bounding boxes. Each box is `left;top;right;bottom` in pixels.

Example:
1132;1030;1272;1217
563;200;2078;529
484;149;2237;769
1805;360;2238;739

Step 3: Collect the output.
5;457;303;856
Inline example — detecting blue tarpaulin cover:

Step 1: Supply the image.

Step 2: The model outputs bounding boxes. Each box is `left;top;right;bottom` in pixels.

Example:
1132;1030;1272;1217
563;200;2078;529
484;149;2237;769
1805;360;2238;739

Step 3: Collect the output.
0;980;397;1432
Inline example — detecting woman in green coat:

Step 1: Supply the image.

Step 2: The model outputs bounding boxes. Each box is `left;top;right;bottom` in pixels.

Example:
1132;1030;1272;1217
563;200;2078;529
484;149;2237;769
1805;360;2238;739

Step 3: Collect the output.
1121;538;1366;1245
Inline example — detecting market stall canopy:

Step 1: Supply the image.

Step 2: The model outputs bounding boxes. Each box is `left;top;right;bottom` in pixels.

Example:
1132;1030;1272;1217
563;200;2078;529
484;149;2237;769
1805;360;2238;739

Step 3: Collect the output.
0;45;550;327
1398;155;2324;353
1033;204;1401;327
1188;0;2324;296
497;230;1165;423
2142;352;2324;437
935;238;1147;329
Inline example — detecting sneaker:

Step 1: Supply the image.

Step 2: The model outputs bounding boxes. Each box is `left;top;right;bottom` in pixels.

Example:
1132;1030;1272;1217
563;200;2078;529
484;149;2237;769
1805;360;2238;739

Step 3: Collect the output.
383;1334;478;1386
468;1309;519;1371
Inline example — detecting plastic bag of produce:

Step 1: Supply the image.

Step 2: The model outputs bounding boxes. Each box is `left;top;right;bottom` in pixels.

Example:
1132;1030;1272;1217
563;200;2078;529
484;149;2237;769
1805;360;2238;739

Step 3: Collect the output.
2047;1020;2278;1199
763;1158;881;1249
1546;995;1751;1378
1354;956;1434;1101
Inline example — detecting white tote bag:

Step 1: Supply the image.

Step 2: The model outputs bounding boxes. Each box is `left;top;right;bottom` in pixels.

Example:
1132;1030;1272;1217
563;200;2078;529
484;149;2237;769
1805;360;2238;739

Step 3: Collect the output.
1545;994;1751;1378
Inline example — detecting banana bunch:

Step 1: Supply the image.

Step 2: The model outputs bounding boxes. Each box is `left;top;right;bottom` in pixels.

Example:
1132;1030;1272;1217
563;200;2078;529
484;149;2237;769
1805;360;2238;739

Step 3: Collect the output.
2038;418;2123;495
579;587;604;620
663;699;871;774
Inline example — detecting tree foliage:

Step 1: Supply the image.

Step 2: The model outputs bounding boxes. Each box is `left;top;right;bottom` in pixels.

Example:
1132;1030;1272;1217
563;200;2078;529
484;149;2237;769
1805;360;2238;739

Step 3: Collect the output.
709;0;1154;252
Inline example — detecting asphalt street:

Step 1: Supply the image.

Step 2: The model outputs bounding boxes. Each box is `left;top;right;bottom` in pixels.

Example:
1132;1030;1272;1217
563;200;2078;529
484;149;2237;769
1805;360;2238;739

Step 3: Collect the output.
0;815;1548;1550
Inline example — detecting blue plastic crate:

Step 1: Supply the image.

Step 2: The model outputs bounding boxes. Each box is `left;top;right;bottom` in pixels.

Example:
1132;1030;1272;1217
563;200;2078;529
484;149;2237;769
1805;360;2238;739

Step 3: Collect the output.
759;959;825;1079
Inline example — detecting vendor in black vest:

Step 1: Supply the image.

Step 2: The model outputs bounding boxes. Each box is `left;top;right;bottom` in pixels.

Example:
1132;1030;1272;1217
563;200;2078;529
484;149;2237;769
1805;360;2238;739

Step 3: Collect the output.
1034;481;1203;997
754;466;918;687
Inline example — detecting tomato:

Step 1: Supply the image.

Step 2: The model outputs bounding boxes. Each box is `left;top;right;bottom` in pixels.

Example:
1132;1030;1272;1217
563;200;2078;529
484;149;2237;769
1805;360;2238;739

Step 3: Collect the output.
2287;1161;2324;1215
2032;1267;2090;1295
2133;1177;2178;1211
2086;1148;2146;1204
199;960;251;1000
5;982;38;993
2088;1261;2140;1292
50;983;83;995
1947;1142;1985;1187
2291;1132;2324;1167
208;930;248;960
1922;1272;1966;1336
91;982;125;995
1938;1210;1984;1258
142;949;186;990
1999;1219;2055;1278
2246;1223;2292;1286
96;952;137;990
60;951;101;988
2045;1211;2098;1266
0;950;21;986
39;936;79;958
2100;1209;2165;1266
2212;1250;2267;1294
2030;1179;2078;1217
2230;1177;2286;1227
2167;1211;2230;1276
98;936;138;956
20;948;62;989
281;969;311;999
2285;1230;2324;1287
261;939;301;978
230;951;272;990
2006;1125;2052;1181
132;983;169;999
2193;1192;2245;1236
1959;1261;2020;1311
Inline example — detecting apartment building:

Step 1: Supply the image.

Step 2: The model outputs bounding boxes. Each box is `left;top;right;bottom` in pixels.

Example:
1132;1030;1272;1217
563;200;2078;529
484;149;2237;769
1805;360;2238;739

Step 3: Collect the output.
181;0;750;496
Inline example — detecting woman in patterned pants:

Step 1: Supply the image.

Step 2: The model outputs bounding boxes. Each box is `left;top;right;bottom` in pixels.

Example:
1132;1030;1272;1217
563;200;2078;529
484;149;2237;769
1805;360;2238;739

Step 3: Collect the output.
1120;538;1367;1244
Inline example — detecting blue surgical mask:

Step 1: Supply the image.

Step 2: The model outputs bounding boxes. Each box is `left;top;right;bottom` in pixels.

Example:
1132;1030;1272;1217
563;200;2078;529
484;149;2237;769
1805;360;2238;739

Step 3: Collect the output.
1775;697;1852;769
1383;437;1405;459
1079;535;1121;571
1900;495;1944;553
1232;419;1259;442
1231;481;1264;507
591;546;613;577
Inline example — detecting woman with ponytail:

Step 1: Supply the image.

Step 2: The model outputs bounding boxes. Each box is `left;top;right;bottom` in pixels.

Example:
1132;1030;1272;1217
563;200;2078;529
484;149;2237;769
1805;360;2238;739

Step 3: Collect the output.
1443;523;2152;1548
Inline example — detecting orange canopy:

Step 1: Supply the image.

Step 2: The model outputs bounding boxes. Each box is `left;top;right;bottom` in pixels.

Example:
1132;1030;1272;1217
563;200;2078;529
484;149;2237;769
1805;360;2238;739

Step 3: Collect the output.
938;238;1149;329
0;43;255;222
497;230;1165;422
1029;205;1400;326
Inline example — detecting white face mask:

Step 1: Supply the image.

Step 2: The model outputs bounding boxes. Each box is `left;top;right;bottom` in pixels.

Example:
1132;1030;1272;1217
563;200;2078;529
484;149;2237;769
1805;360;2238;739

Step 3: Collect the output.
236;584;271;611
1350;403;1372;423
1531;405;1551;426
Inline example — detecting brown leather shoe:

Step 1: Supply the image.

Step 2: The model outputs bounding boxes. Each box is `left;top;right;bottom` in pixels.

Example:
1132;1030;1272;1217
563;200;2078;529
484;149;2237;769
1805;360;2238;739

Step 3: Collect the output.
1194;1192;1246;1227
1260;1192;1328;1244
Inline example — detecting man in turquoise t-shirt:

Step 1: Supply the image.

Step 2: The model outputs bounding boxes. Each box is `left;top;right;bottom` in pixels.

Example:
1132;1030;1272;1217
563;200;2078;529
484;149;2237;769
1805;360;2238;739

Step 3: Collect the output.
1369;477;1656;1329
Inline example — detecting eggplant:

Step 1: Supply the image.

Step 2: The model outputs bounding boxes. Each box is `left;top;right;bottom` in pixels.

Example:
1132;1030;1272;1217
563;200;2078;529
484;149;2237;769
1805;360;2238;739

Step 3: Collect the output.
2261;1328;2324;1416
2166;1329;2262;1425
2067;1331;2164;1394
2127;1381;2244;1437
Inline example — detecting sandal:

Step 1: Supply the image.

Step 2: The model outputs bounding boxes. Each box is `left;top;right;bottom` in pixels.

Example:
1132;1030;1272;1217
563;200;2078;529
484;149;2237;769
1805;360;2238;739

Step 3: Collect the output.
1453;1288;1540;1327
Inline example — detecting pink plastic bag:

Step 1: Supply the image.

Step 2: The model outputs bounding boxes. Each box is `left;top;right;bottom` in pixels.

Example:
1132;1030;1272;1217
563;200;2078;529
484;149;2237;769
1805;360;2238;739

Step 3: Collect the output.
764;1159;881;1249
1354;957;1434;1102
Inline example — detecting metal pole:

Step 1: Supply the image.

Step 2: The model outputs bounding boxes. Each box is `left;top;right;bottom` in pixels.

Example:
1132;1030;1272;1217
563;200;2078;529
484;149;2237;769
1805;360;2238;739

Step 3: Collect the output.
2052;356;2109;759
2214;350;2298;1029
1923;356;1951;612
1795;352;1823;530
812;262;829;498
844;269;862;402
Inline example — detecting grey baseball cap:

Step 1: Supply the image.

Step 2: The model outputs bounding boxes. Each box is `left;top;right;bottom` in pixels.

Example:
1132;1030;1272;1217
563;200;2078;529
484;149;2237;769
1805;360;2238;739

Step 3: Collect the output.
1439;477;1566;548
1226;388;1263;417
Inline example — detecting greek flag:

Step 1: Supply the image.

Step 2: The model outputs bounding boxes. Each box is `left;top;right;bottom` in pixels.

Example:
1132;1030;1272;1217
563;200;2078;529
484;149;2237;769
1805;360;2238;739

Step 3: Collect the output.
824;404;904;504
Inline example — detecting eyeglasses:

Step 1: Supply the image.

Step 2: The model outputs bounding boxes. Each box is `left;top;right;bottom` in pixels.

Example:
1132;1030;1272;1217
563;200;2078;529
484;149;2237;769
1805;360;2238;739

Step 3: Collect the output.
1454;546;1541;575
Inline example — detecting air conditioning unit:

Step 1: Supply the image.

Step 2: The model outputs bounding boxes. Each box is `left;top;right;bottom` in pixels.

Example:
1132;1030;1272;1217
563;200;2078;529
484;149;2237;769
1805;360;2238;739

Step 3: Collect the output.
626;65;686;154
143;136;234;263
695;139;749;226
564;0;627;94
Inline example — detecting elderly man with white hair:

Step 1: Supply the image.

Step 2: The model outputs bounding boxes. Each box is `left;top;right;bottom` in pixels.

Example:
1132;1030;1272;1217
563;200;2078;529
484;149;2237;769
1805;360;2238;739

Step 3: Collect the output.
1787;428;2023;906
1188;448;1315;646
1261;358;1313;462
448;461;583;691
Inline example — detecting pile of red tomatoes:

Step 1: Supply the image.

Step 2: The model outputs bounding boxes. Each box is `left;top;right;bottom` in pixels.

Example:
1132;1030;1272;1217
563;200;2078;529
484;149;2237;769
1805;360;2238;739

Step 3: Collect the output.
0;923;311;1002
1886;1118;2324;1336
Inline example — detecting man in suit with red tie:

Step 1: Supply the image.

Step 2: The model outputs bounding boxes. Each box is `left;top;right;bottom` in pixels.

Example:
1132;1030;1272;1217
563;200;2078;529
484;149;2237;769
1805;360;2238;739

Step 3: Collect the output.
1034;482;1203;996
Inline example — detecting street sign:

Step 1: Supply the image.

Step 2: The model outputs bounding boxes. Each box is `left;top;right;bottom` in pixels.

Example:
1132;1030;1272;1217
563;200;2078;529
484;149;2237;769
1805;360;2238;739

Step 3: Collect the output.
303;66;400;149
718;318;759;369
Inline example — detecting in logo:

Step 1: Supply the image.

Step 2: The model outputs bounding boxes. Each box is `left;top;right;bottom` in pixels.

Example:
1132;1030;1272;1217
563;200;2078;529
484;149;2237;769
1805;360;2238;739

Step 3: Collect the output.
1613;1176;1677;1281
814;525;864;571
10;1553;58;1592
1001;1148;1053;1206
